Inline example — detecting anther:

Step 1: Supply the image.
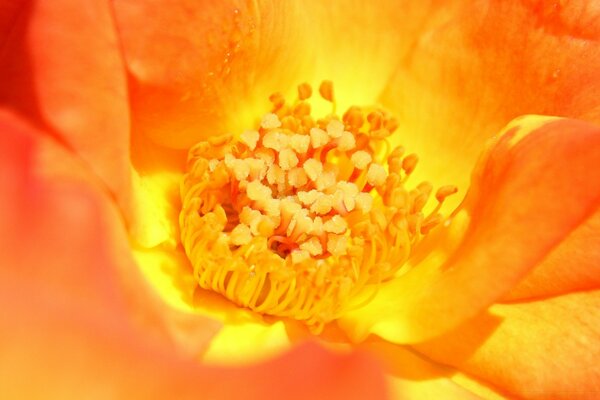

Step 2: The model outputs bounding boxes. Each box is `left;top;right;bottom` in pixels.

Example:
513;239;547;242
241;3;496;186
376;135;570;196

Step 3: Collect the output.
402;153;419;176
319;80;334;102
298;83;313;101
436;185;459;203
261;113;282;129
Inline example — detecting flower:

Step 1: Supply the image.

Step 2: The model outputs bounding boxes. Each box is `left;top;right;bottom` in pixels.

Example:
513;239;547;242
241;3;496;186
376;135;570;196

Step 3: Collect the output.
1;0;600;399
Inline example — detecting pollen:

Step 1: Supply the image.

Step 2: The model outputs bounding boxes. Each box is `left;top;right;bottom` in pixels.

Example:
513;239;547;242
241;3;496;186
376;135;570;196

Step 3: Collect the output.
179;81;457;333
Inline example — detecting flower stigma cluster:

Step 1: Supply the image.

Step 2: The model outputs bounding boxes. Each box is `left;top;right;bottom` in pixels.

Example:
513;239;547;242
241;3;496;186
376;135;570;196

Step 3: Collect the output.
180;81;457;333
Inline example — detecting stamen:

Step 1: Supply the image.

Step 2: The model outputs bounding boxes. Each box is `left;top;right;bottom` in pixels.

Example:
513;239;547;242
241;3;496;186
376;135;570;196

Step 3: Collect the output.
179;81;457;333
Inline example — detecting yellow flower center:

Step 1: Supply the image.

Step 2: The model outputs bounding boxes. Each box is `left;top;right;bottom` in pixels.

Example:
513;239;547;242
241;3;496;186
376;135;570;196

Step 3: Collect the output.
179;82;456;332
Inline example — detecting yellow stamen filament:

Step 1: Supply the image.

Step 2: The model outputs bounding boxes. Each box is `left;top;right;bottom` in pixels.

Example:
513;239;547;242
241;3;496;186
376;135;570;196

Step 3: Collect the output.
179;82;457;332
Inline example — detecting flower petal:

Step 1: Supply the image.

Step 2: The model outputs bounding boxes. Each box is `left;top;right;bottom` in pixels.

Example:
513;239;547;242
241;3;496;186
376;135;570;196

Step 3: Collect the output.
0;109;221;357
380;0;600;205
339;115;600;344
503;207;600;301
0;0;132;210
360;339;502;400
0;111;388;399
414;290;600;399
114;0;420;149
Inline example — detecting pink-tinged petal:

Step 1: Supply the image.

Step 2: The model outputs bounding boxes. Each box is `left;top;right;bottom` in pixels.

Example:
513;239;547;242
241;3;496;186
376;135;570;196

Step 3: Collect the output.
0;111;388;399
415;290;600;399
504;207;600;301
340;116;600;344
0;0;131;211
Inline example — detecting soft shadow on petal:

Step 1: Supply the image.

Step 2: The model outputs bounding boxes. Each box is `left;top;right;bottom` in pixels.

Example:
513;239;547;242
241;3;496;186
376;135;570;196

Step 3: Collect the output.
414;290;600;399
339;116;600;344
0;111;389;399
0;0;132;212
360;338;506;399
503;207;600;301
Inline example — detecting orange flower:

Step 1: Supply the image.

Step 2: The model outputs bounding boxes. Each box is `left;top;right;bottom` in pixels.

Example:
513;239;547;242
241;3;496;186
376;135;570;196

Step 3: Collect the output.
1;0;600;399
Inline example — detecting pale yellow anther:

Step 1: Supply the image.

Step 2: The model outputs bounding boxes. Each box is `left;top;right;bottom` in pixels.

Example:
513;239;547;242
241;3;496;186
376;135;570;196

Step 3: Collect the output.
300;237;323;256
267;164;286;186
337;131;356;151
245;158;267;180
367;163;387;186
208;159;219;172
326;119;345;138
246;181;272;201
287;209;312;237
355;193;373;213
337;181;359;196
230;159;250;181
342;194;356;212
261;113;282;129
303;158;323;182
230;224;252;246
310;216;325;236
257;217;278;237
280;198;302;219
310;194;334;215
290;134;310;154
323;215;348;234
239;206;262;227
279;148;299;171
240;130;260;150
310;127;329;148
298;190;320;206
263;131;290;152
327;234;347;256
291;249;310;264
316;171;336;191
255;148;275;165
288;167;308;188
224;153;235;169
263;198;281;217
351;151;372;170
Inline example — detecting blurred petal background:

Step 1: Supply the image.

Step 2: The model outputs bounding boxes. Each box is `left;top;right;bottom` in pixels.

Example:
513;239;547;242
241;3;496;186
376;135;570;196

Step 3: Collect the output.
1;0;599;399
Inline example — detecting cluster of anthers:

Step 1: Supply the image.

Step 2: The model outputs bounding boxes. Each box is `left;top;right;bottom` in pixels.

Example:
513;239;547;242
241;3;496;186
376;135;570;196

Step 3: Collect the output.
180;81;457;332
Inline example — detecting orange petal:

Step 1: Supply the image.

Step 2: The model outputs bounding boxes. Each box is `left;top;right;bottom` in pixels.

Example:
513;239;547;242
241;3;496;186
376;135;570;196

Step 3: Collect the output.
504;206;600;301
415;290;600;399
0;0;131;212
113;0;420;149
360;338;502;400
380;0;600;200
339;115;600;343
0;109;221;356
0;111;388;399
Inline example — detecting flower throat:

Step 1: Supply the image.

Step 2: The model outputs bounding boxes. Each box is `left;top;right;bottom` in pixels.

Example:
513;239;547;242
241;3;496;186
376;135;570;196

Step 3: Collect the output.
179;81;456;333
